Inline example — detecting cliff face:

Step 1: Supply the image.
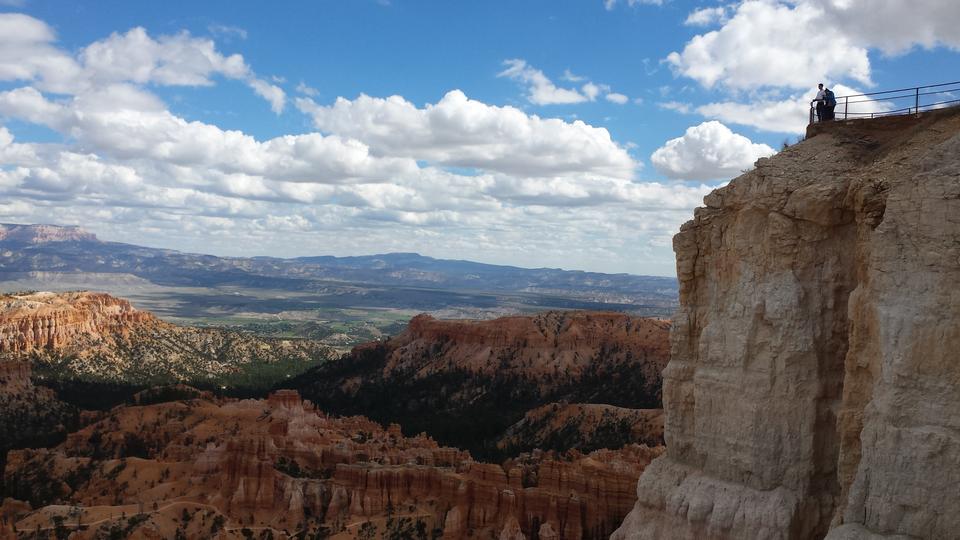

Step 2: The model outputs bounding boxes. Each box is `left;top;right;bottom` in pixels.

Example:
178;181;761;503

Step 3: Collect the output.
614;108;960;539
395;312;669;388
0;291;152;354
287;311;670;458
0;291;336;389
3;390;661;539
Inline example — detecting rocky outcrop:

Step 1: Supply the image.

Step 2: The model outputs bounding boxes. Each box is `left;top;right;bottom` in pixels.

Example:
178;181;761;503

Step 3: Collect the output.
287;311;670;458
3;391;662;539
496;403;663;455
0;291;152;353
0;291;336;388
614;108;960;539
357;311;669;396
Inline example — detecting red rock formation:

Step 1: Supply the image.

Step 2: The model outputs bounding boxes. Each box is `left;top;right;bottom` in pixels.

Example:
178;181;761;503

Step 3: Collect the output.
0;291;336;385
3;391;662;539
292;311;671;459
0;291;153;354
389;312;670;385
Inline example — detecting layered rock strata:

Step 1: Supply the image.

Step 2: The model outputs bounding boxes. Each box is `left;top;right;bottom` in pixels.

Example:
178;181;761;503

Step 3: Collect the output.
359;311;669;396
0;291;151;353
614;108;960;539
3;390;661;539
0;291;336;386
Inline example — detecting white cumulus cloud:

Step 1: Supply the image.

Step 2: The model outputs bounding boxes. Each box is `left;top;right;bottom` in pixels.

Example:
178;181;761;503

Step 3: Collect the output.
658;101;693;114
684;6;729;26
498;59;590;105
605;92;629;105
0;13;284;113
497;59;627;108
807;0;960;54
671;0;960;94
295;89;637;178
668;1;871;90
651;121;776;181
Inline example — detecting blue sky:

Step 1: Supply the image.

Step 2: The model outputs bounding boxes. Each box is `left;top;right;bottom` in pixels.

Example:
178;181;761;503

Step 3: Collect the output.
0;0;958;275
18;1;715;160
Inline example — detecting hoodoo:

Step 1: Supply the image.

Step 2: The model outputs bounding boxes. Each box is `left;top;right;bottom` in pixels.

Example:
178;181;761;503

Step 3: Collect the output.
613;108;960;539
3;390;661;539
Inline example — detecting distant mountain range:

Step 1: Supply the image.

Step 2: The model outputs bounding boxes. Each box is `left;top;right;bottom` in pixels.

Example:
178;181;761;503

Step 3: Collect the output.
0;224;679;323
0;223;676;301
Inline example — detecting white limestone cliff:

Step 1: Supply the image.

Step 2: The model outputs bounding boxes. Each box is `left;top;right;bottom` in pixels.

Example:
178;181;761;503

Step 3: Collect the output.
613;108;960;540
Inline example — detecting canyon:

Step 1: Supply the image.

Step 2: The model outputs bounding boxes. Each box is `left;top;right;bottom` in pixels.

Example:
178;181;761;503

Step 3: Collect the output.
7;110;957;539
2;389;662;539
0;294;671;539
0;291;153;355
614;108;960;539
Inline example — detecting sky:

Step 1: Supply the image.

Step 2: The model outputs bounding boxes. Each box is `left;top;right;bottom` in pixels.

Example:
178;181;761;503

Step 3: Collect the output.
0;1;958;276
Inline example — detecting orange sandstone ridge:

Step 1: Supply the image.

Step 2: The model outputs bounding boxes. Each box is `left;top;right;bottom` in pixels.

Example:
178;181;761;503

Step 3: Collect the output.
0;291;152;354
0;291;336;385
3;390;662;539
392;312;670;383
288;311;671;458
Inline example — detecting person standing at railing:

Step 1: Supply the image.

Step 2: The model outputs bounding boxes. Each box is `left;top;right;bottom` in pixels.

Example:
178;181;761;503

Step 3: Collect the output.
813;83;826;121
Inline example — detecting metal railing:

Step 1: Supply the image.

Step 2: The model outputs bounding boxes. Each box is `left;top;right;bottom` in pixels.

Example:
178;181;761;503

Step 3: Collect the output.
809;80;960;124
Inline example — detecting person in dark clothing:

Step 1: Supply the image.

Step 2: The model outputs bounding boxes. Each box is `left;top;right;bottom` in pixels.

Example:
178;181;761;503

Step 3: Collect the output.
823;87;837;120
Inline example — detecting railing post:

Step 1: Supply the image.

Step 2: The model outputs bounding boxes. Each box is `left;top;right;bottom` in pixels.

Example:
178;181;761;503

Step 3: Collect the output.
844;96;848;120
915;87;920;115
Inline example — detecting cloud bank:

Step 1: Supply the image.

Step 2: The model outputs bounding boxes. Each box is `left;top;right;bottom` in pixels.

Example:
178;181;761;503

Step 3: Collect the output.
661;0;960;134
0;13;710;275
